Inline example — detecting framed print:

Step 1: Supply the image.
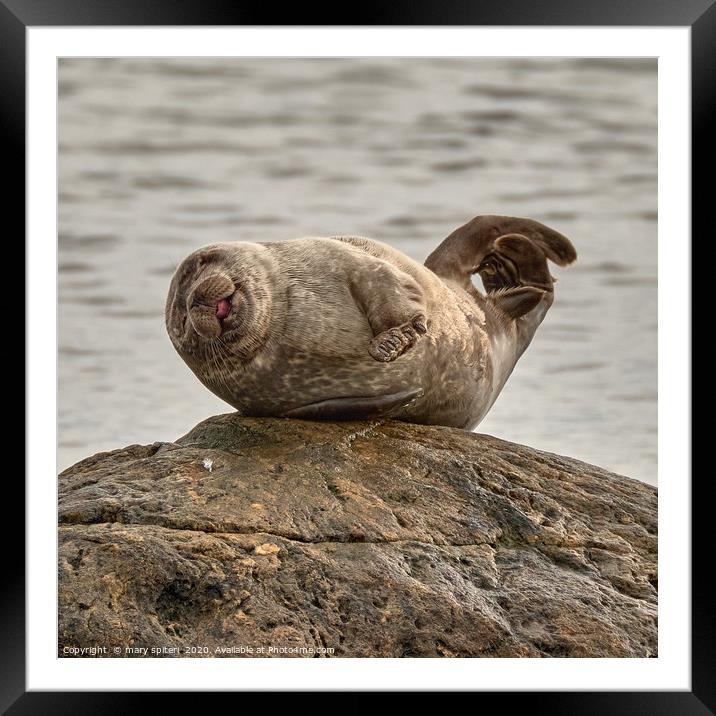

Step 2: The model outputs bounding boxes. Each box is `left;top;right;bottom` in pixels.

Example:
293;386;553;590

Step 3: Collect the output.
9;0;704;710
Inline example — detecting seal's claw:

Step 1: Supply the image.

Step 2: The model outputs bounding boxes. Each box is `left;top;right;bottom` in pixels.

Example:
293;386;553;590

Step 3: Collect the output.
411;314;428;334
369;318;427;363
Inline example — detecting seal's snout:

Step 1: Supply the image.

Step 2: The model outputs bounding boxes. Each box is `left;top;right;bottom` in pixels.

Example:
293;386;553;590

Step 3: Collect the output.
187;272;235;340
192;272;234;306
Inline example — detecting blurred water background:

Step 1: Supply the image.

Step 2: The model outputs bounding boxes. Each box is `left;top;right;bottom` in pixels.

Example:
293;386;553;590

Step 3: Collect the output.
58;58;657;483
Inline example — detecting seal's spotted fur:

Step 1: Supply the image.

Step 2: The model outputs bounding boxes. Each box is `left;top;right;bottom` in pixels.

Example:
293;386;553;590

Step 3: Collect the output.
165;215;576;429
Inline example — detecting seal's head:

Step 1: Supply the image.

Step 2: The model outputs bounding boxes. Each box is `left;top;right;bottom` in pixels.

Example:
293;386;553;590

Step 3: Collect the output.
165;242;275;374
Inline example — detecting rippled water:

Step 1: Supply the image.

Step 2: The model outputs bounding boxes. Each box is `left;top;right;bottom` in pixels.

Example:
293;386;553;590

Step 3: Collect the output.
58;58;657;483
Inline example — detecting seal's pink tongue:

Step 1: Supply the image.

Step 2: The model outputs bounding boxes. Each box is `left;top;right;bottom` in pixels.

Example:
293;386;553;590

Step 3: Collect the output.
216;298;231;320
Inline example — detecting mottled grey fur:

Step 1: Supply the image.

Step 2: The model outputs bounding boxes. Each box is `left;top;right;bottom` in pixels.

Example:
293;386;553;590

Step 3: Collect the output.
165;215;576;429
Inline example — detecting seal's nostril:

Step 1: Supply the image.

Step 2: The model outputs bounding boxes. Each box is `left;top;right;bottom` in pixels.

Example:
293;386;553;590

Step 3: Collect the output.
216;298;232;320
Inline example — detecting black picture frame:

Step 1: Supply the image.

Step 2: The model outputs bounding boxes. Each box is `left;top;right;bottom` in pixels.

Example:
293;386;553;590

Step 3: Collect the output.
8;1;702;710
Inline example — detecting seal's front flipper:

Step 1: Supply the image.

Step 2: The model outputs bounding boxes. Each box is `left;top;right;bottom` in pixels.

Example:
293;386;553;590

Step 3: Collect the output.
282;388;423;420
348;261;429;363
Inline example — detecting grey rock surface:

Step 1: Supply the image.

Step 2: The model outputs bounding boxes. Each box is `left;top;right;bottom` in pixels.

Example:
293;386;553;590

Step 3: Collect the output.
58;415;657;657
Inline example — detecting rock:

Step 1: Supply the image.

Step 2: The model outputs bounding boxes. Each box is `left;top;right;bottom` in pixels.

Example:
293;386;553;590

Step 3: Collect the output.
58;415;657;658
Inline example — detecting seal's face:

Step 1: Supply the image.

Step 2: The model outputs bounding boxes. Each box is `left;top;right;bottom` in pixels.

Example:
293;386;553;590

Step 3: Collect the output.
165;242;274;375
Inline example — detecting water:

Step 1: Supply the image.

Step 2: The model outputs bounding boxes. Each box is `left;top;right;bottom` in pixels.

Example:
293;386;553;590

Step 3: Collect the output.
58;58;657;484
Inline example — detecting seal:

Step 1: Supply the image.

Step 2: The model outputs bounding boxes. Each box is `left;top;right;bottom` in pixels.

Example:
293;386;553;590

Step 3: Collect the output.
165;214;576;429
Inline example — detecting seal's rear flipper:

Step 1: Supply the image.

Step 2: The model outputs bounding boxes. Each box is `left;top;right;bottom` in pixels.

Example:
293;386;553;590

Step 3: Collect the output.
479;234;555;294
489;286;547;320
282;388;423;421
424;214;576;293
